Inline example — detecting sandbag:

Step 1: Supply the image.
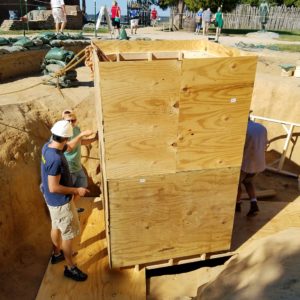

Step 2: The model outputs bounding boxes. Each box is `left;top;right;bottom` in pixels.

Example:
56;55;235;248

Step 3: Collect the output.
13;37;34;48
0;45;25;55
0;37;9;46
45;63;64;73
49;40;63;47
44;47;74;63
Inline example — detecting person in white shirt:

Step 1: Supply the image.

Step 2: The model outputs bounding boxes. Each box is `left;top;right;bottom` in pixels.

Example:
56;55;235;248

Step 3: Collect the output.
51;0;67;33
236;118;268;216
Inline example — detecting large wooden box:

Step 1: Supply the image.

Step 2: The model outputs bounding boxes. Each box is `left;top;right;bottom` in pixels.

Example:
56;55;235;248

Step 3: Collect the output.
93;40;257;268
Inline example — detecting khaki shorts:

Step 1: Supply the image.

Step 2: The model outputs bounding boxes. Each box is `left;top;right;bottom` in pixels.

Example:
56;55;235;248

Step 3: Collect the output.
52;7;67;23
47;199;80;240
130;19;139;27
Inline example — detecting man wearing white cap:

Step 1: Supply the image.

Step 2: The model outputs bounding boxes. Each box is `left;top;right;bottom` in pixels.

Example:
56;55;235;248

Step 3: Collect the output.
41;120;89;281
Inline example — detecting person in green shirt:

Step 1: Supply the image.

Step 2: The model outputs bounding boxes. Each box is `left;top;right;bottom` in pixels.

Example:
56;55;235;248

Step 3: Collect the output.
62;110;98;209
215;7;223;42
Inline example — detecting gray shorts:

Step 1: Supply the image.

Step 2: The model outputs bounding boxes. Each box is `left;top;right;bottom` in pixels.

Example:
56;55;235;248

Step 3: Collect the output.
52;7;67;23
71;169;88;188
47;199;80;240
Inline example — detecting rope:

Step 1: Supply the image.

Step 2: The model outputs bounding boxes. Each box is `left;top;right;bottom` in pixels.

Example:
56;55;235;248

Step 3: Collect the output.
0;45;110;97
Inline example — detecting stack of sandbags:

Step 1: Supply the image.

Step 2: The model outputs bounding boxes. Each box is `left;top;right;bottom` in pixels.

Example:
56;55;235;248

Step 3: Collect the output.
41;47;78;88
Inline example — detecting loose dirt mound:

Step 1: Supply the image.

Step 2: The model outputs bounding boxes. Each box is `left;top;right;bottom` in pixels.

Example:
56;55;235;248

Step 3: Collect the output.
195;228;300;300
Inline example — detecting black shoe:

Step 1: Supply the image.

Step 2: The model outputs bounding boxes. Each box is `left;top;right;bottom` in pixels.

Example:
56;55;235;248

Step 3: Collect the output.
51;250;65;264
64;266;88;281
235;202;241;212
77;207;85;213
247;202;259;217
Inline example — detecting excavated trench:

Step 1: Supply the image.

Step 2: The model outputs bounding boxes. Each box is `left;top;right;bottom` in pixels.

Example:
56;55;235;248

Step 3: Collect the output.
0;63;100;298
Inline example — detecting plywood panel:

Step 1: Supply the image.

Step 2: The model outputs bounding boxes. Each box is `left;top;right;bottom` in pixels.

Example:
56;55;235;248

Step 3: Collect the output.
36;198;146;300
93;40;207;55
177;56;257;171
99;60;181;179
108;168;240;267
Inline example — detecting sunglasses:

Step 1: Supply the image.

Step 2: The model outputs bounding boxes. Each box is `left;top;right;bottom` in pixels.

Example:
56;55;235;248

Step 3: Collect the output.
67;119;77;123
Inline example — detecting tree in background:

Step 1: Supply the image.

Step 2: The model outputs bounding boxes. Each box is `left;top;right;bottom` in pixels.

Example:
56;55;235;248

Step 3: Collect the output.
158;0;300;29
184;0;240;12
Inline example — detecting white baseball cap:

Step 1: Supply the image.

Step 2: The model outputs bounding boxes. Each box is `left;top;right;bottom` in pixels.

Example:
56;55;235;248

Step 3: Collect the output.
51;120;73;138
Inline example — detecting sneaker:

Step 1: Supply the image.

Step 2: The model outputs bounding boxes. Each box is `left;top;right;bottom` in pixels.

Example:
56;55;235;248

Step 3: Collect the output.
235;202;241;212
247;201;259;217
51;250;65;264
64;266;88;281
77;207;85;213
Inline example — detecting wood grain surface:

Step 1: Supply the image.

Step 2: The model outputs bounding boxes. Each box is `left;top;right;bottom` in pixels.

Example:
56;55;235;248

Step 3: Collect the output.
99;60;181;179
177;56;257;171
108;168;240;267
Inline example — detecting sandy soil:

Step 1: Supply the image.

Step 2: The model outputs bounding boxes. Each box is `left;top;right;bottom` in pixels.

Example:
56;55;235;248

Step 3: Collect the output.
0;28;299;299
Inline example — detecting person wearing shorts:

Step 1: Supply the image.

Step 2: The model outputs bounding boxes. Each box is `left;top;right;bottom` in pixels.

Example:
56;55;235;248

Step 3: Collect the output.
62;110;98;207
111;1;121;36
51;0;67;34
236;118;268;216
130;9;139;34
41;120;89;281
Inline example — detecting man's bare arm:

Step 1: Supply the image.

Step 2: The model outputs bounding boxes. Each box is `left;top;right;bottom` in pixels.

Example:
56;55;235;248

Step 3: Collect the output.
66;130;94;152
48;174;89;196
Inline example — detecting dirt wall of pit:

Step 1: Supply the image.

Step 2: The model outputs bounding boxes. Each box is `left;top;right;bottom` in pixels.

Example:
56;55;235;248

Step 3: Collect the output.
0;75;100;299
252;71;300;171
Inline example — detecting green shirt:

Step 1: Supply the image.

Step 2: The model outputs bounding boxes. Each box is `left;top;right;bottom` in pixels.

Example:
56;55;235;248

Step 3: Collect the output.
64;126;82;173
215;11;223;28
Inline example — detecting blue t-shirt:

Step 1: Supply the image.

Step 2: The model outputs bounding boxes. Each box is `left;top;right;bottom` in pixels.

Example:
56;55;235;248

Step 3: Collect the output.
41;142;73;206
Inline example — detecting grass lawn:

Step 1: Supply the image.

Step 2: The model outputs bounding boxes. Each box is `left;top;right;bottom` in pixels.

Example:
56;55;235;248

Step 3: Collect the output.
267;44;300;52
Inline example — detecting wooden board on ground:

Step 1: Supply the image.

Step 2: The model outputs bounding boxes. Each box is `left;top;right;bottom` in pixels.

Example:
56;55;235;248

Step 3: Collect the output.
108;168;240;267
36;197;146;300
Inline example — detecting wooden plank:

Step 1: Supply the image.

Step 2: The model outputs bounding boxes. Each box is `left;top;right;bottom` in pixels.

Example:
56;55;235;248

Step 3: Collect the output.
108;168;240;268
36;197;146;300
177;56;257;171
99;60;181;179
241;189;276;200
93;40;207;55
93;51;112;265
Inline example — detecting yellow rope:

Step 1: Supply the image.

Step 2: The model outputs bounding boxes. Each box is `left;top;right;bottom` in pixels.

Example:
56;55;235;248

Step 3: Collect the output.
0;45;110;96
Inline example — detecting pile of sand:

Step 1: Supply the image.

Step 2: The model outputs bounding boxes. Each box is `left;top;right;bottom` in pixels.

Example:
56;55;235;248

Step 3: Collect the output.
194;228;300;300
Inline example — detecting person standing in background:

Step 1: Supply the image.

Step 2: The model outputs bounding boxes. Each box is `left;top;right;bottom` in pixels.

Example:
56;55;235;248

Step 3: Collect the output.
151;7;158;27
111;1;121;36
202;8;211;36
129;8;139;34
50;0;67;34
214;7;223;42
195;8;203;35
